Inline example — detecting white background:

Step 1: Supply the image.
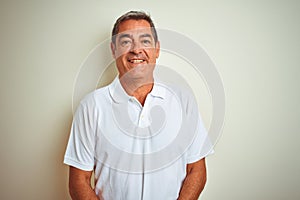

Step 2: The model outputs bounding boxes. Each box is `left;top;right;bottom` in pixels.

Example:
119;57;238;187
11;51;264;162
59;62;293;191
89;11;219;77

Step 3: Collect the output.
0;0;299;199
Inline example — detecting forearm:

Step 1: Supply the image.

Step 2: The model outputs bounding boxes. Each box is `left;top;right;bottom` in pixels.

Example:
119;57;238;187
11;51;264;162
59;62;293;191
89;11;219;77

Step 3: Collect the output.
69;167;99;200
178;159;207;200
69;181;99;200
178;171;206;200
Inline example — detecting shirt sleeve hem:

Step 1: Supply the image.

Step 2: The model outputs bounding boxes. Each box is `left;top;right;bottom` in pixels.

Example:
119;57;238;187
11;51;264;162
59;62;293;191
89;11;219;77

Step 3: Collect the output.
63;156;94;171
187;149;215;164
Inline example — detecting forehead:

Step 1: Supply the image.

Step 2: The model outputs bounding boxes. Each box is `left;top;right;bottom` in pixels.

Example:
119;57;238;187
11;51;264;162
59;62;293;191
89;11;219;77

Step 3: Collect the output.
117;19;153;36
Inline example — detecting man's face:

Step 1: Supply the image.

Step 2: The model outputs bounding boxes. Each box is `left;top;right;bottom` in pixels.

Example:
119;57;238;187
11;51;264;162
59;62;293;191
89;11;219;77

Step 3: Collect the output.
111;19;160;79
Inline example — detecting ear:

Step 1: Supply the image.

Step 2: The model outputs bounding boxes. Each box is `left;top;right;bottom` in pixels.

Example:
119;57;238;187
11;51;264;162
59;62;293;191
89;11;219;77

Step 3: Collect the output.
155;41;160;58
110;42;116;59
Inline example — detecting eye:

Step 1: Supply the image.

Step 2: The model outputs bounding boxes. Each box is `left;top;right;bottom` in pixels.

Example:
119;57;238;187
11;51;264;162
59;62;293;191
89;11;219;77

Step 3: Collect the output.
141;39;151;46
120;39;132;47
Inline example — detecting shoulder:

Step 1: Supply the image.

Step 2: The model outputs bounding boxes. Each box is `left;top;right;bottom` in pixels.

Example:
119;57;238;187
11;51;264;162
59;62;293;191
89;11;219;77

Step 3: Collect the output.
76;84;111;112
156;81;197;109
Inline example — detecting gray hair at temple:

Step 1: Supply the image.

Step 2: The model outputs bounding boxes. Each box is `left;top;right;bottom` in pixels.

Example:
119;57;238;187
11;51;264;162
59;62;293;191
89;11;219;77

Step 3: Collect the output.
111;11;158;45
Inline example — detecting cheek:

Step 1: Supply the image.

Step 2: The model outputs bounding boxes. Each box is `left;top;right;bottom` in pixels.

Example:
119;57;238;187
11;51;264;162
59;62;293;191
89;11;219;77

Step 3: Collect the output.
116;57;127;66
145;48;155;57
149;51;158;61
115;48;129;59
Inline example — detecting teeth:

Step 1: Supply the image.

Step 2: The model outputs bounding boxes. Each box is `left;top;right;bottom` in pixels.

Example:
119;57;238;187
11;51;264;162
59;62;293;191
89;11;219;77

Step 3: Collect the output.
130;59;144;63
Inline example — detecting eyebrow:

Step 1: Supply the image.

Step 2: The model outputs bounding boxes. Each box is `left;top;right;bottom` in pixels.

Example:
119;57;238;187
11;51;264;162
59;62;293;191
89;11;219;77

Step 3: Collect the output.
118;33;131;41
118;33;153;41
139;33;152;39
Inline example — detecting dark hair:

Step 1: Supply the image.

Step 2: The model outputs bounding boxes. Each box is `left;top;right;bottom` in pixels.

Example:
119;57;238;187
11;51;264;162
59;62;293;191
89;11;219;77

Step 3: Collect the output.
111;11;158;44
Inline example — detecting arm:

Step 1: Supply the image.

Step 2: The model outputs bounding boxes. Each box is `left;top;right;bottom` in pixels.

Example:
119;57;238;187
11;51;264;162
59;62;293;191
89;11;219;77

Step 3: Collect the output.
178;158;207;200
69;166;99;200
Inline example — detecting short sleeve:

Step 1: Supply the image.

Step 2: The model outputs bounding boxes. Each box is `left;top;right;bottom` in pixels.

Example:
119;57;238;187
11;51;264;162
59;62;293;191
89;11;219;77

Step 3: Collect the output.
186;112;214;164
64;101;96;171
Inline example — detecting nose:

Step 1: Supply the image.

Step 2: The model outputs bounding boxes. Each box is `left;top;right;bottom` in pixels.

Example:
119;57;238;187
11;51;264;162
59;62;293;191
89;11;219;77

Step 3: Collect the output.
130;40;143;54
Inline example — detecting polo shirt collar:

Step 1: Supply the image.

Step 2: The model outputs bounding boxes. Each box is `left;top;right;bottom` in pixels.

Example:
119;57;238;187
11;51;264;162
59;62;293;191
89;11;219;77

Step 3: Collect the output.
108;76;166;103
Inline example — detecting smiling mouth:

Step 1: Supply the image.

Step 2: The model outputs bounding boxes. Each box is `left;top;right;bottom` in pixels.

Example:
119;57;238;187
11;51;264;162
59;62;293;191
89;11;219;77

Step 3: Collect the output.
128;59;145;64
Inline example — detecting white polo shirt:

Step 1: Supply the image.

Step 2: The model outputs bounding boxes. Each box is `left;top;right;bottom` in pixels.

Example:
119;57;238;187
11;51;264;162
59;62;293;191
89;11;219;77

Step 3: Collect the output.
64;77;213;200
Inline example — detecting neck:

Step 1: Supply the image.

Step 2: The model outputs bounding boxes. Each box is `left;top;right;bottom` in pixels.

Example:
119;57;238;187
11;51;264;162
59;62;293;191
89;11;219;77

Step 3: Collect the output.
119;75;154;106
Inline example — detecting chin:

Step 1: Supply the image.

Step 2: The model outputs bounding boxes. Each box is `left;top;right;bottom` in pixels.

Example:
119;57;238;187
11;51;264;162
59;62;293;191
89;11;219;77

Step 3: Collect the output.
125;65;154;80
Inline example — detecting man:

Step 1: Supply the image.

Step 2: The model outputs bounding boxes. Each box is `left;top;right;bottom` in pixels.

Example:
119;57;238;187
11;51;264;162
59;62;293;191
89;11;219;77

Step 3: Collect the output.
64;11;212;200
